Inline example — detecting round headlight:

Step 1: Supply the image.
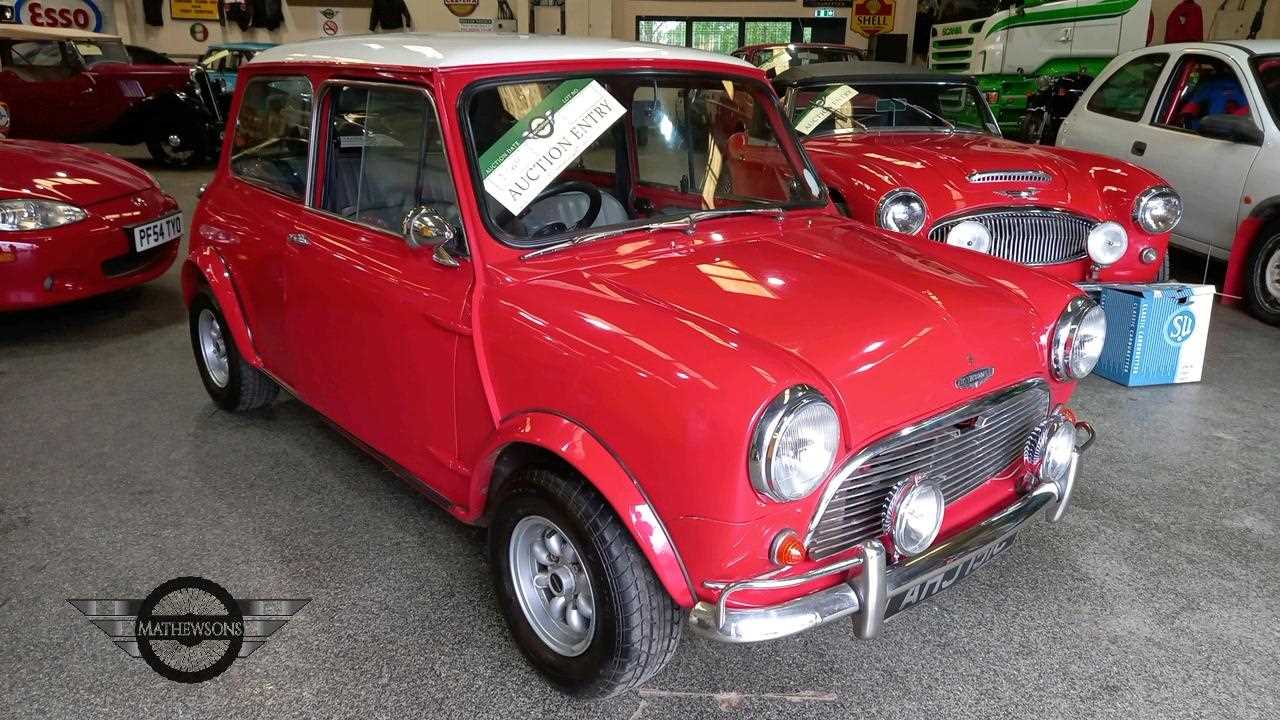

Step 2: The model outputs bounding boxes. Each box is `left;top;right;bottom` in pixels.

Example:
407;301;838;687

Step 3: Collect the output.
1133;186;1183;234
0;199;87;231
1025;417;1076;486
884;475;945;556
876;189;927;235
749;386;840;502
945;220;992;253
1087;221;1128;266
1050;297;1108;380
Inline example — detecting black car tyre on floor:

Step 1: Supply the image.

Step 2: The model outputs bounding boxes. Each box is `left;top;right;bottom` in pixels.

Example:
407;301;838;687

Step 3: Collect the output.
489;467;681;698
146;120;207;168
189;290;279;411
1246;226;1280;326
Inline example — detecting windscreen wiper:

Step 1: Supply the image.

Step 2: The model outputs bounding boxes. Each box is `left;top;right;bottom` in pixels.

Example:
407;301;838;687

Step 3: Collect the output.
521;207;784;260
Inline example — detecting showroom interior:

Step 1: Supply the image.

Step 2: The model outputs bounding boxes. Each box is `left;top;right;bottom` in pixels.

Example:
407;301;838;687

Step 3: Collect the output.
1;0;1278;717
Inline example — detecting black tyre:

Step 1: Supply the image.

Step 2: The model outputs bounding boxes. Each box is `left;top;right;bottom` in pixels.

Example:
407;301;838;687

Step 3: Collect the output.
489;468;681;698
1245;228;1280;326
146;120;207;168
1020;109;1048;145
189;291;279;411
1158;252;1170;282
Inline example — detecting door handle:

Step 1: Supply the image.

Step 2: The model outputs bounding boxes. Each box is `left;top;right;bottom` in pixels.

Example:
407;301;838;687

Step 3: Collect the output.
1057;28;1072;42
287;232;310;246
1131;141;1147;157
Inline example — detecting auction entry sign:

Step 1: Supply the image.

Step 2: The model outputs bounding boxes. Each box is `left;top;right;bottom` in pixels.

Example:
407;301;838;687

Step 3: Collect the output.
171;0;219;21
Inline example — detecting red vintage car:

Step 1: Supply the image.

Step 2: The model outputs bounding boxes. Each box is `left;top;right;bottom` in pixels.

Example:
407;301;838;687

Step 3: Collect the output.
0;139;181;310
0;25;225;166
185;34;1100;697
732;42;866;76
772;62;1183;284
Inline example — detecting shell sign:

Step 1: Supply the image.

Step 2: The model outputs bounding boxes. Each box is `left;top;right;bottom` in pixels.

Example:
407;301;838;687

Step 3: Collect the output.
852;0;895;38
443;0;479;17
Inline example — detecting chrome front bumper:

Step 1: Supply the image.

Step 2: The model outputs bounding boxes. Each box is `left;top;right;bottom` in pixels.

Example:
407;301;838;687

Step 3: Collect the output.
688;421;1094;643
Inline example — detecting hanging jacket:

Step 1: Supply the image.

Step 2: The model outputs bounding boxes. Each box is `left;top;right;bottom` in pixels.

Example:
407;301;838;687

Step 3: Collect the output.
1165;0;1203;43
221;0;252;32
251;0;283;31
369;0;411;31
143;0;164;26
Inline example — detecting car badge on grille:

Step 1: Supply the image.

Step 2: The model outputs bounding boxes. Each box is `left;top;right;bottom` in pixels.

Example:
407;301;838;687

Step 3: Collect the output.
955;366;995;390
998;188;1040;199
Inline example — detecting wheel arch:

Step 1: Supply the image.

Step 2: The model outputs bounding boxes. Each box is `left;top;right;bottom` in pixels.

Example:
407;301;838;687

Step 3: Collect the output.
1224;198;1280;304
468;412;697;608
182;247;261;367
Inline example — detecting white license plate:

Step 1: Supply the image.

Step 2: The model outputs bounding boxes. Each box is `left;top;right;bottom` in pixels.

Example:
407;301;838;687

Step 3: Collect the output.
130;213;183;253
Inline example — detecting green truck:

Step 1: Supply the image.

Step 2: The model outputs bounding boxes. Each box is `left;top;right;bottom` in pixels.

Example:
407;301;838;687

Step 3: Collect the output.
929;0;1152;137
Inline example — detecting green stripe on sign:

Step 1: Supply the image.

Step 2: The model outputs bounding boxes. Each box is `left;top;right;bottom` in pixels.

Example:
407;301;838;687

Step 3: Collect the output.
987;0;1141;37
478;78;593;179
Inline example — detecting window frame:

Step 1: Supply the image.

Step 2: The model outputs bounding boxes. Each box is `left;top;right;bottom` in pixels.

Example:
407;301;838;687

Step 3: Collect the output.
1250;54;1280;131
1085;52;1170;123
307;78;465;252
1150;51;1257;135
228;73;316;203
455;68;829;251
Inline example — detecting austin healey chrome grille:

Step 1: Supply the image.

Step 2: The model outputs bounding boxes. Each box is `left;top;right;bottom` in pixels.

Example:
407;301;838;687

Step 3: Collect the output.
928;209;1095;266
967;170;1052;184
804;380;1050;560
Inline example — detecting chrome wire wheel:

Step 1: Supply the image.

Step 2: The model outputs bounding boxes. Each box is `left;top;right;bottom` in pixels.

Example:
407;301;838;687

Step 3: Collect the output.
1265;246;1280;302
197;308;230;388
508;515;596;657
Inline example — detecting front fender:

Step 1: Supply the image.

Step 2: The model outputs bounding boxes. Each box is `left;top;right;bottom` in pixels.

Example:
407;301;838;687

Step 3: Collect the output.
466;411;696;607
1224;199;1280;305
182;246;261;367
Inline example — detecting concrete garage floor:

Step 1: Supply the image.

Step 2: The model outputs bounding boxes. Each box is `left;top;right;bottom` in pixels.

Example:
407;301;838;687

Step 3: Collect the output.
2;145;1278;720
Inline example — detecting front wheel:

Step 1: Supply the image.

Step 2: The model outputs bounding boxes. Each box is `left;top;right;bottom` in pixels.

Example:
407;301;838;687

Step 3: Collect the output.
1020;108;1049;145
489;468;681;698
146;120;207;168
1246;229;1280;326
189;291;279;411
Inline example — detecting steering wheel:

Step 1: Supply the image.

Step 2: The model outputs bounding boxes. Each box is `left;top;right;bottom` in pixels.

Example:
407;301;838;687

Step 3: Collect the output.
496;180;603;238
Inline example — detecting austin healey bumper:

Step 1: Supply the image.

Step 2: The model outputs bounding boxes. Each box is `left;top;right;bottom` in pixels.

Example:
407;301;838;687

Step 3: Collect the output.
688;421;1094;643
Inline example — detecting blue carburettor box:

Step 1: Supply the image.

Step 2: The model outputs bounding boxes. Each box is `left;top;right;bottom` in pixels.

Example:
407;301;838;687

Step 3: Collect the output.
1094;284;1213;386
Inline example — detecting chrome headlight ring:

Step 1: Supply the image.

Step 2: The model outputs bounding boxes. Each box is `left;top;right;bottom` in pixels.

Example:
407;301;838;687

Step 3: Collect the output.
1050;296;1108;381
1132;185;1183;234
748;385;840;502
876;188;928;235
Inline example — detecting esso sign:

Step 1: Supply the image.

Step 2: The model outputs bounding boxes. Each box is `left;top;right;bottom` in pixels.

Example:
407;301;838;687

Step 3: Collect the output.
15;0;105;32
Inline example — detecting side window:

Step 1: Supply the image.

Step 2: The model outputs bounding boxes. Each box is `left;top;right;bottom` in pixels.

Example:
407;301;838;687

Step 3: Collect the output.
230;76;312;200
1086;54;1169;121
1154;54;1251;131
321;84;460;234
6;41;72;80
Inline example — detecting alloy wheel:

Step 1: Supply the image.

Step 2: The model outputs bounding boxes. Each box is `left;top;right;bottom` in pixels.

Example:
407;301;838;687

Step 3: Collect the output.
508;515;596;657
198;309;230;388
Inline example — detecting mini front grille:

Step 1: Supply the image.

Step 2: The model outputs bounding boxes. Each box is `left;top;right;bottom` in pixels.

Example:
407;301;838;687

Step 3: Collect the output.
967;170;1053;184
805;380;1050;560
928;209;1095;266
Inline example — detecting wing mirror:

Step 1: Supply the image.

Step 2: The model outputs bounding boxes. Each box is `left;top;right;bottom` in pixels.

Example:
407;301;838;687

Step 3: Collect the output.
403;206;461;267
1198;114;1263;145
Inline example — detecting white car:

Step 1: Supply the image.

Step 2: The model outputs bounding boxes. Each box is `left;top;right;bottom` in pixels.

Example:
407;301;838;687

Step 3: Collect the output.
1057;41;1280;325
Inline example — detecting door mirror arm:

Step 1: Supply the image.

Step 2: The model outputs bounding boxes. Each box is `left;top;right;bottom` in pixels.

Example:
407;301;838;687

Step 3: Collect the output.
403;205;462;267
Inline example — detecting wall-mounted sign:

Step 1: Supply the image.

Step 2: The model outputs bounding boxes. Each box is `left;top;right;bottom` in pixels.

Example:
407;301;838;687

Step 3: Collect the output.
804;0;853;6
317;7;343;36
852;0;894;38
189;21;208;41
171;0;218;21
14;0;106;32
444;0;479;17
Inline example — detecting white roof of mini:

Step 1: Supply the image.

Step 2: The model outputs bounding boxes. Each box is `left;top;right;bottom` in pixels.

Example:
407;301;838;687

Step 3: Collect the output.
250;32;754;70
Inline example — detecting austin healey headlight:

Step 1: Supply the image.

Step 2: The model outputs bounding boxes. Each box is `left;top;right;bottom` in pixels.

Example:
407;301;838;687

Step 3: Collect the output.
1050;297;1107;381
0;199;87;231
1086;221;1128;266
749;386;840;502
876;189;927;235
1133;186;1183;234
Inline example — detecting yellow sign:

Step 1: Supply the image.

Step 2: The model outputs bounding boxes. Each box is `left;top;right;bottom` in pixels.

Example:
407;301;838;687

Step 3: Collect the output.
171;0;219;21
852;0;895;38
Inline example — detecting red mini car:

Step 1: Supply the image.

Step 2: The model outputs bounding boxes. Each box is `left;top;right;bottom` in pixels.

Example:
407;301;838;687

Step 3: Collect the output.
186;34;1100;697
0;139;181;310
773;62;1183;285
